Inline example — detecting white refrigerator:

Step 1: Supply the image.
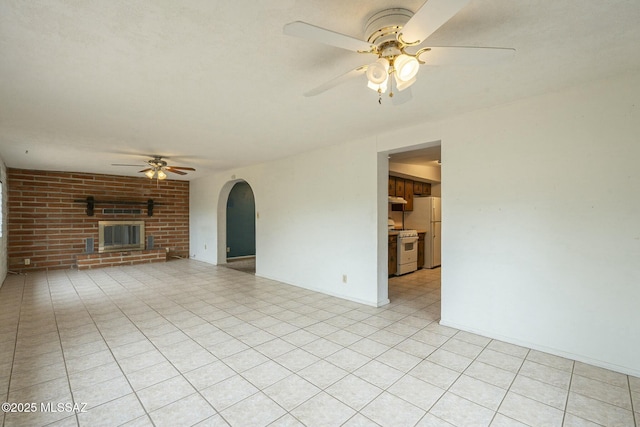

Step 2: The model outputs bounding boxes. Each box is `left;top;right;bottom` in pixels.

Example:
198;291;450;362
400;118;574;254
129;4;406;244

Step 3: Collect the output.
404;197;441;268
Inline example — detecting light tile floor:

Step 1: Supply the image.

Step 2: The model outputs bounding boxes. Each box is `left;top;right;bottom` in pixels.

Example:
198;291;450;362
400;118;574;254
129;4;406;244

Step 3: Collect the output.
0;260;638;427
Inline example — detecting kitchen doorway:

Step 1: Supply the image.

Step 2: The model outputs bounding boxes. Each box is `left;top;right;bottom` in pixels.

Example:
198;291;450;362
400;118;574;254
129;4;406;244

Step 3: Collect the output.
385;143;442;307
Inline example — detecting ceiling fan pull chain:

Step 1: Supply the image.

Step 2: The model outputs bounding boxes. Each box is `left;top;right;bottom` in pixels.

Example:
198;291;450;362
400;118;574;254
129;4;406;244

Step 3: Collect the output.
378;88;382;105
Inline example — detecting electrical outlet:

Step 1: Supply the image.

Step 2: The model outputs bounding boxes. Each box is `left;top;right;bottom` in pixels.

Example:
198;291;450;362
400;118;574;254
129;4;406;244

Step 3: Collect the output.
342;274;347;284
165;247;170;253
227;247;230;253
24;258;31;265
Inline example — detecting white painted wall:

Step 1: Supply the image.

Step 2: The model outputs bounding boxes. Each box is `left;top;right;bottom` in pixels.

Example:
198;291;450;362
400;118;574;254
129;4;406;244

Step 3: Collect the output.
190;137;386;306
191;70;640;375
378;71;640;376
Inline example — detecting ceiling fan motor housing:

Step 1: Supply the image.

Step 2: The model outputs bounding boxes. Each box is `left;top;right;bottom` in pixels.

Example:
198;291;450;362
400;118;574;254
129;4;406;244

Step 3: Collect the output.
365;8;413;48
149;158;168;168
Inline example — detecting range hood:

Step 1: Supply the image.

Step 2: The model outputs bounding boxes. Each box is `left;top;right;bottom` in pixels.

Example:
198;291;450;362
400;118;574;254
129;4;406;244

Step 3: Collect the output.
388;196;407;204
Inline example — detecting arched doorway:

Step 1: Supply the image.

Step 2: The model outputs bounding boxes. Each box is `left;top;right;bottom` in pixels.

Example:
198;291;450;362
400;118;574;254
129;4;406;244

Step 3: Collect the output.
225;181;256;273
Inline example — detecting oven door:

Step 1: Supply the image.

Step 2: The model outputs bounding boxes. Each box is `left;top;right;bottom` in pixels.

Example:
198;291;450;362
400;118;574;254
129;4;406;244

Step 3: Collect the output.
397;236;419;264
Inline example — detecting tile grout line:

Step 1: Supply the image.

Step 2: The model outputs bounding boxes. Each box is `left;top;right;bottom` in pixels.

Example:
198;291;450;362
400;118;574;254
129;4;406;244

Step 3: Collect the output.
1;274;26;427
493;347;534;427
83;267;249;425
98;267;316;426
98;267;301;426
629;375;638;427
561;361;577;427
46;273;85;426
63;269;158;426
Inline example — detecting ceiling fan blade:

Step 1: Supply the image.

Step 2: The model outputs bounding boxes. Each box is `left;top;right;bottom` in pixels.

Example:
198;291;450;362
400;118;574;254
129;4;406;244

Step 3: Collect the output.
166;166;196;171
304;65;367;97
284;21;374;53
418;46;516;65
165;168;187;175
400;0;471;45
139;168;152;173
391;87;413;106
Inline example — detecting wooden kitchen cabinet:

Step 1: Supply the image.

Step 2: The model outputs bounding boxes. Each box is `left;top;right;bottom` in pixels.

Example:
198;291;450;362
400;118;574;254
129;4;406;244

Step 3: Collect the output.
388;176;396;196
422;182;431;196
417;232;425;269
404;180;413;211
413;181;423;195
388;235;397;276
394;178;405;198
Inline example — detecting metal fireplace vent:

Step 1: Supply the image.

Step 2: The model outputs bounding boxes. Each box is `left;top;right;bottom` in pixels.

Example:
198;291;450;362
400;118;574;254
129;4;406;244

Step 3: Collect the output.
103;208;142;215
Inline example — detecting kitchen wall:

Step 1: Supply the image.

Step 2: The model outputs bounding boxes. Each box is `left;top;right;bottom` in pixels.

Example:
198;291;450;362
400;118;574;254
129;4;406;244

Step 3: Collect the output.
7;169;189;271
378;71;640;376
190;136;385;306
388;161;442;227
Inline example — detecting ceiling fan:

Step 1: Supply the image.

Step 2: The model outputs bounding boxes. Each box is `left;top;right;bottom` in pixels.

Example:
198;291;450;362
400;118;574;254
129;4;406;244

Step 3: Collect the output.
112;155;195;180
283;0;515;103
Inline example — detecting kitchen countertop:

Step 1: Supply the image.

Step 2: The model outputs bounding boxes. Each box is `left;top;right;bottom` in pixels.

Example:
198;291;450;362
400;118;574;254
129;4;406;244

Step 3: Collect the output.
388;229;427;235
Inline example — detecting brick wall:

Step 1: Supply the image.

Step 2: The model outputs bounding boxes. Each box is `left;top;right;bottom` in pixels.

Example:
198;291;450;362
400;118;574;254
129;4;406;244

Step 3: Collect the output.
7;169;189;272
76;249;168;270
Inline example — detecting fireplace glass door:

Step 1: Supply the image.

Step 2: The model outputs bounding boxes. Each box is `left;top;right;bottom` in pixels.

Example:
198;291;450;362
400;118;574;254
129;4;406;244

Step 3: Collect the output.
99;221;145;253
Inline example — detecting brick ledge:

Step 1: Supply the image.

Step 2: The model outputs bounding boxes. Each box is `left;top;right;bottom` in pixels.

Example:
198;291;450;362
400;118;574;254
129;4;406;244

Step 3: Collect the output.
76;249;167;270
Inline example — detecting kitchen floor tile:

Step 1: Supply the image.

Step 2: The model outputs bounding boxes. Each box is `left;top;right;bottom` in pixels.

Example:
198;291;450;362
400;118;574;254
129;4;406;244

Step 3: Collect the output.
375;348;422;372
565;391;636;426
409;360;461;390
325;374;382;411
449;374;507;411
509;374;568;410
463;360;516;390
325;348;371;372
427;348;474;373
476;348;525;373
361;392;426;427
570;374;632;409
263;374;321;411
297;359;348;389
149;393;216;427
136;374;196;412
498;391;564;427
220;392;286;427
353;360;404;389
387;374;445;411
242;360;292;389
2;263;638;427
200;374;259;411
76;393;146;427
290;392;356;427
430;392;495;427
519;360;572;389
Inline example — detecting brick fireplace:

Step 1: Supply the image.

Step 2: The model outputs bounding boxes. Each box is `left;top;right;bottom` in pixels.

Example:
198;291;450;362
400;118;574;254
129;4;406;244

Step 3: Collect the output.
7;169;189;272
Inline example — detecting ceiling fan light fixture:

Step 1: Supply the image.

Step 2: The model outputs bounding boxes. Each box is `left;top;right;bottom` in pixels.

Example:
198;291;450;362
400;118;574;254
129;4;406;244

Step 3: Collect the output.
145;169;156;179
366;58;389;85
394;54;420;82
394;73;416;91
157;170;167;180
367;77;388;93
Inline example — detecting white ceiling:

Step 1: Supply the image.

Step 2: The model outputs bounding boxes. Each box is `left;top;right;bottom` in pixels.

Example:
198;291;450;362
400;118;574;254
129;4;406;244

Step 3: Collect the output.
1;0;640;180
